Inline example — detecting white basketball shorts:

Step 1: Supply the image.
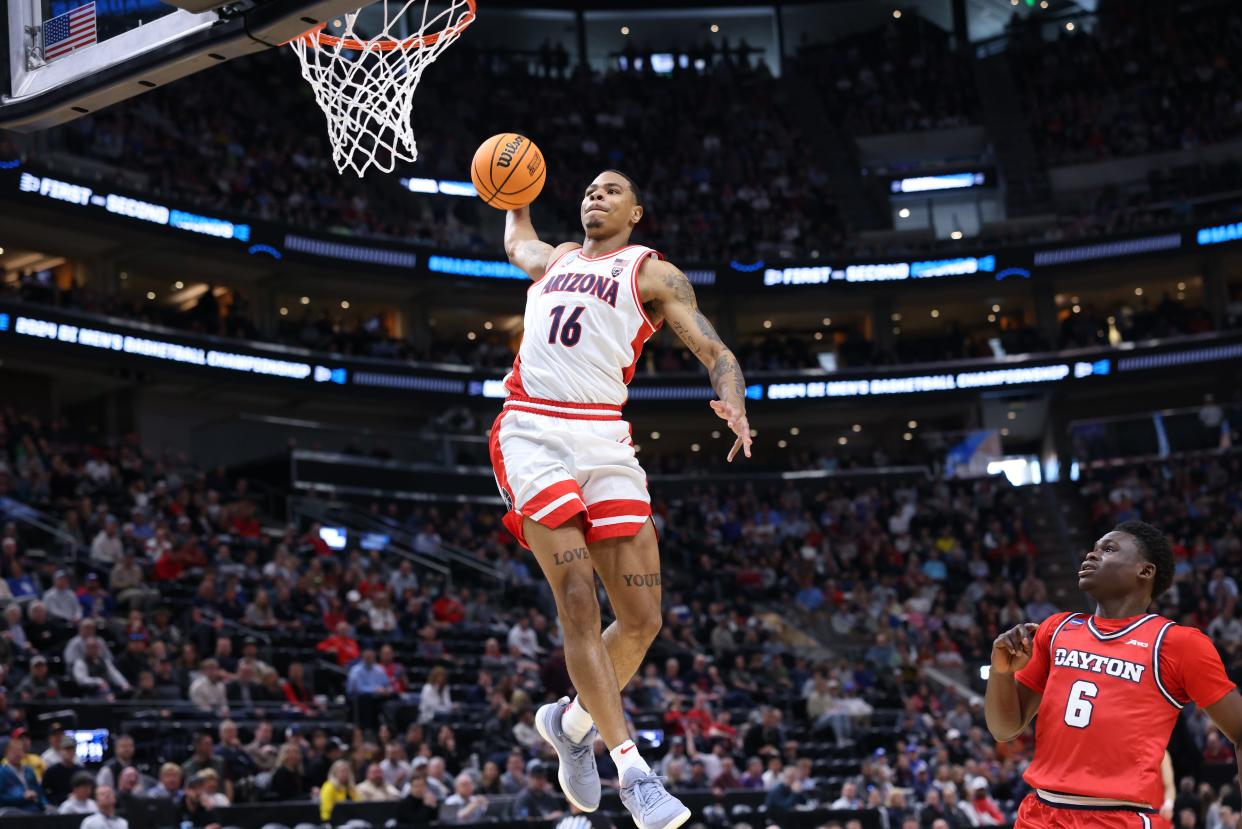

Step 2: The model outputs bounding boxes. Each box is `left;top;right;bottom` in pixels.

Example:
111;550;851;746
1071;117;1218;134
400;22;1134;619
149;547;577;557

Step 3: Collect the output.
488;395;652;549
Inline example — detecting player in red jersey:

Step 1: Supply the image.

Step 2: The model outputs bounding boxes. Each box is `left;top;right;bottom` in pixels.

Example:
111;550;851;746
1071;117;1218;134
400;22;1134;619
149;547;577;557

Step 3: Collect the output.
985;520;1242;829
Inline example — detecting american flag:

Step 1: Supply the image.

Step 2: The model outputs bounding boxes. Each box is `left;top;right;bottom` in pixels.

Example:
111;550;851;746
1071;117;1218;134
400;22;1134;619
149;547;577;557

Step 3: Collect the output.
43;2;97;62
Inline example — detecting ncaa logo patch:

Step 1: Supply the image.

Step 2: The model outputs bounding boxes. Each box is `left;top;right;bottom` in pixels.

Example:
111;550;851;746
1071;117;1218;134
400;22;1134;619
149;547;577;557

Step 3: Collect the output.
1067;617;1085;625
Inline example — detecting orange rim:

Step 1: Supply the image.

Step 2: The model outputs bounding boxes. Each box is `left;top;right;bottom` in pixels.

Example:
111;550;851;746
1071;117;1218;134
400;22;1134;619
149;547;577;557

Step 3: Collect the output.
290;0;476;51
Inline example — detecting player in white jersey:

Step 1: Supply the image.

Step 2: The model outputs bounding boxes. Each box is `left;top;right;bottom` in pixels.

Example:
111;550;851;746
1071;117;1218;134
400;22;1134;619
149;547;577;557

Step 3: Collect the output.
491;169;752;829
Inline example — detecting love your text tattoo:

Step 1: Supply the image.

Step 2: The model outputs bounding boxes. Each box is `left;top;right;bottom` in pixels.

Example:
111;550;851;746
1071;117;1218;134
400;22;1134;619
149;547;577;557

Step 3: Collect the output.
621;573;661;587
552;547;590;566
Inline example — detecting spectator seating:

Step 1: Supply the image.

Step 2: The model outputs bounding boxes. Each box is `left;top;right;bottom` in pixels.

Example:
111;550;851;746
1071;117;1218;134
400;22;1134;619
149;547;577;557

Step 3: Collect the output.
1;407;1239;828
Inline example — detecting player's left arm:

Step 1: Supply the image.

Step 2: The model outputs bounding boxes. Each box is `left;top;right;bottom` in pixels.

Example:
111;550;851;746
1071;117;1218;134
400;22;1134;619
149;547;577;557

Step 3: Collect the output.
1204;691;1242;792
641;258;752;462
1165;625;1242;791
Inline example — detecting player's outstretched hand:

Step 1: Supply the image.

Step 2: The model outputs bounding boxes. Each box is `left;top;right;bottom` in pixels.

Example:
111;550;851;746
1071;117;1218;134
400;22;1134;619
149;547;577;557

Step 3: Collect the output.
710;399;752;462
991;622;1039;675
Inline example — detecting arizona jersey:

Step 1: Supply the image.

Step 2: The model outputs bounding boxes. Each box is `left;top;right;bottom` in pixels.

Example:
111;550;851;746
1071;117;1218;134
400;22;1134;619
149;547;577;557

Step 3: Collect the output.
1016;612;1235;809
503;244;661;408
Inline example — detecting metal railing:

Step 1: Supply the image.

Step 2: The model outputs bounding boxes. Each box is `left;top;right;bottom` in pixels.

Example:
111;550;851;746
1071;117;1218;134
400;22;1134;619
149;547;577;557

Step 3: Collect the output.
1069;404;1240;466
0;496;89;563
288;495;461;581
193;413;488;470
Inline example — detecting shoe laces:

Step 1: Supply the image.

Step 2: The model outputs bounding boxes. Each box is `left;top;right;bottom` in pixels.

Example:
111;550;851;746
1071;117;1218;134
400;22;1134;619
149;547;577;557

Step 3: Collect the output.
566;730;595;780
626;772;674;811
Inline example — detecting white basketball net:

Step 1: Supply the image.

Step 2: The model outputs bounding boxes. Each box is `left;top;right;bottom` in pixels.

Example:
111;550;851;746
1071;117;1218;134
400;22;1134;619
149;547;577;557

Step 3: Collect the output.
289;0;475;177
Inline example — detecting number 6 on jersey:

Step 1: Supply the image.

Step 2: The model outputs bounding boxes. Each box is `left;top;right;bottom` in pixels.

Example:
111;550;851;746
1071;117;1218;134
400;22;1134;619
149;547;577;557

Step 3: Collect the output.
1064;679;1098;728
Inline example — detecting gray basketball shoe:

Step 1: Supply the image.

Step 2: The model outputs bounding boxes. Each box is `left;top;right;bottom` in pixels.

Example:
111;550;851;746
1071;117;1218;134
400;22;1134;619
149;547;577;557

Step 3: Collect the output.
534;696;600;812
619;767;692;829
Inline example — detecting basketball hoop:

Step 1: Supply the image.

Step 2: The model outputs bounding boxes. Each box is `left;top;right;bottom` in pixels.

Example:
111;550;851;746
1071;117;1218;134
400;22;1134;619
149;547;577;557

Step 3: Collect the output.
289;0;476;177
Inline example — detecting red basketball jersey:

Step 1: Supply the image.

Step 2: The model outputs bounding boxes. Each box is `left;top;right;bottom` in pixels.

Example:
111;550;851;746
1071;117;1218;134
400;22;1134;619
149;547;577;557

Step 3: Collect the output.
1016;612;1236;808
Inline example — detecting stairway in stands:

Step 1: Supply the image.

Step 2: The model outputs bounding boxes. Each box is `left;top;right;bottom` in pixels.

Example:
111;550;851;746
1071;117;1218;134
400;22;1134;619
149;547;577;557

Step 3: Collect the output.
1052;479;1097;605
783;72;889;232
973;52;1055;216
1017;483;1091;611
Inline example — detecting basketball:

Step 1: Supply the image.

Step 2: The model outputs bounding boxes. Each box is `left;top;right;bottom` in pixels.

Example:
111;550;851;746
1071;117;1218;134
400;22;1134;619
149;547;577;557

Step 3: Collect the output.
470;132;546;210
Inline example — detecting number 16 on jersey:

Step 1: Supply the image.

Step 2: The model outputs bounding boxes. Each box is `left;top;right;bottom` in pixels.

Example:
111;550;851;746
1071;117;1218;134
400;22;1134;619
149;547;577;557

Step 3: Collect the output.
548;305;585;347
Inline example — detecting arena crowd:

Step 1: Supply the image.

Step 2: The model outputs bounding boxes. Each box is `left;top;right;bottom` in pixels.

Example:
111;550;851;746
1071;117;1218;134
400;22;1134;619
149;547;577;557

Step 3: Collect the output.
0;407;1238;828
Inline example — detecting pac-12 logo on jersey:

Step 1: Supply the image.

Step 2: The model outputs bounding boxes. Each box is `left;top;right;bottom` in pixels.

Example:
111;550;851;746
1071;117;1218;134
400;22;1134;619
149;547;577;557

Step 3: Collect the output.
611;257;626;278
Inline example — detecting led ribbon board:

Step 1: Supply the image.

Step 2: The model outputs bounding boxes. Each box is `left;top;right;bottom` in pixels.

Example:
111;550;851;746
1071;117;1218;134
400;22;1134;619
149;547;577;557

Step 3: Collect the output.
18;172;250;242
2;304;1237;400
12;166;1242;293
765;363;1079;399
1033;233;1182;267
1196;220;1242;246
763;255;996;286
890;172;986;193
2;167;1012;286
8;315;310;378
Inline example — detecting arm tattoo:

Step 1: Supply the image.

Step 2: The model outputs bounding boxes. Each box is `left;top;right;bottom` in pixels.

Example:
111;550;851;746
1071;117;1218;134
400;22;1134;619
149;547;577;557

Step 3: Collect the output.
621;573;662;588
510;239;554;279
692;310;725;349
522;240;551;268
710;350;747;404
661;270;723;357
660;265;749;406
662;269;697;308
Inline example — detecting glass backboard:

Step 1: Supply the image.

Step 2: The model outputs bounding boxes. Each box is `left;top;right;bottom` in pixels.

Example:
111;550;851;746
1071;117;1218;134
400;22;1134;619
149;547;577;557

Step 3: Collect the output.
2;0;371;131
45;0;181;42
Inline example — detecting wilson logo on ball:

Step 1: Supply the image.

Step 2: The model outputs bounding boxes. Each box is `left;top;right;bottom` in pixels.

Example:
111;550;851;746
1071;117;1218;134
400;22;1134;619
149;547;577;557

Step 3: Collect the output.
496;136;524;168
